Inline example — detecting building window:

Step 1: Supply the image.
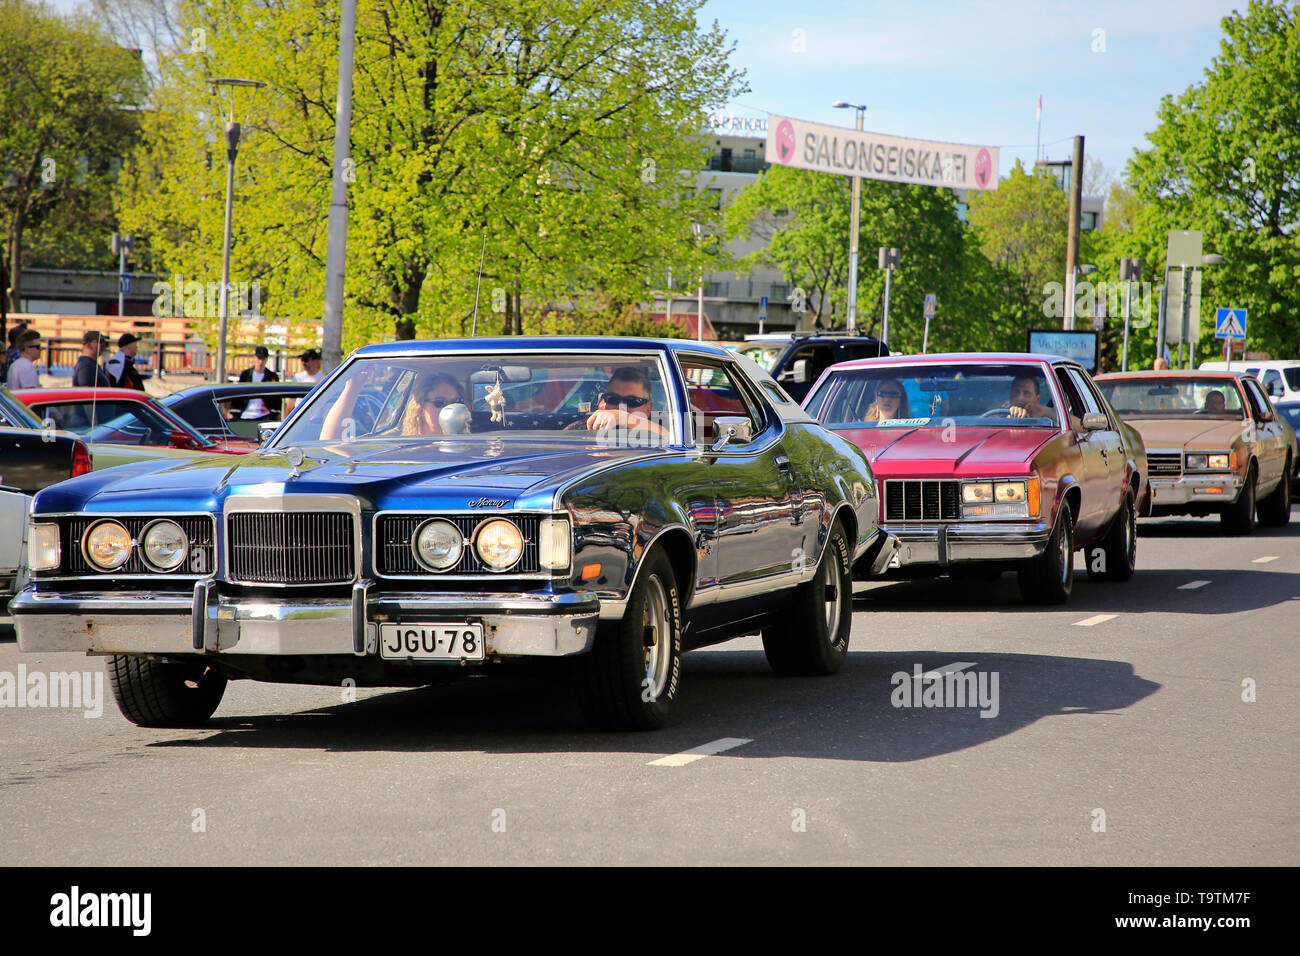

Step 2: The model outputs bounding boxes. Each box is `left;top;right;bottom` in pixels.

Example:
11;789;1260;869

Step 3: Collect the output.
1081;211;1097;231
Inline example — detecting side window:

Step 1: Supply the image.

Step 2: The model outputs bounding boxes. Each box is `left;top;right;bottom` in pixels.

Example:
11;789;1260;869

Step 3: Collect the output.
1053;369;1086;425
679;359;763;444
1241;379;1270;421
1068;368;1109;423
787;345;835;383
1261;369;1282;398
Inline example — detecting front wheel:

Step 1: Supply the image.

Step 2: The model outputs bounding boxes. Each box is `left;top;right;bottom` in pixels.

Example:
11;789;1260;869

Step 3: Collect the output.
1257;456;1291;527
762;523;852;676
577;550;682;730
1221;466;1256;534
106;655;227;727
1018;501;1074;604
1088;491;1137;582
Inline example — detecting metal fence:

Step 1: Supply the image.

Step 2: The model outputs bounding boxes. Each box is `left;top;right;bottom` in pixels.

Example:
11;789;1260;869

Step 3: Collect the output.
37;338;296;381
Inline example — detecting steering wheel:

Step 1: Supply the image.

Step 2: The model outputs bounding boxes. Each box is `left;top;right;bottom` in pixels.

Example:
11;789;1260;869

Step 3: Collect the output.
980;408;1011;418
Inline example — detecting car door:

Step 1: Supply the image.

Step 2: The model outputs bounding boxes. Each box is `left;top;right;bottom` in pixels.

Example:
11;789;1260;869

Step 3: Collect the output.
1241;377;1285;492
1053;367;1108;540
678;355;807;595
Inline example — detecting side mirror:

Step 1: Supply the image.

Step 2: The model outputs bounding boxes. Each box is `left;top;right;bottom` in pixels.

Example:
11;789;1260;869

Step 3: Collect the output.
709;416;753;452
1267;382;1281;397
258;421;278;446
791;359;810;384
169;430;194;449
1081;412;1109;431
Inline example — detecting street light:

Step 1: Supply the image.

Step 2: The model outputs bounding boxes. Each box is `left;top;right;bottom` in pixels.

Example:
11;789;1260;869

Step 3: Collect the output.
833;100;867;332
1063;263;1097;330
208;76;265;384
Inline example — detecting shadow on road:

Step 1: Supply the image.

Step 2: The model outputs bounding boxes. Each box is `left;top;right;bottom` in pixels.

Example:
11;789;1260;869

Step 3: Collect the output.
147;649;1159;762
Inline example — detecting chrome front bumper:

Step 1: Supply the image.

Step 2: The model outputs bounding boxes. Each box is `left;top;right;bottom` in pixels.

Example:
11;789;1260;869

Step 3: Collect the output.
883;521;1052;566
1149;473;1242;507
12;585;600;659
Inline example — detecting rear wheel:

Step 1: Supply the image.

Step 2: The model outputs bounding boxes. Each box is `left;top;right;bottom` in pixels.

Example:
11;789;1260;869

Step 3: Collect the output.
762;523;852;676
1257;456;1291;527
1018;501;1074;604
577;550;682;730
1088;491;1137;582
1221;465;1256;534
106;655;227;727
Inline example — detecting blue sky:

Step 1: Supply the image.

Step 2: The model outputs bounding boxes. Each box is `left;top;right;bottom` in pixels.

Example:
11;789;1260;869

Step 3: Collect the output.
697;0;1244;184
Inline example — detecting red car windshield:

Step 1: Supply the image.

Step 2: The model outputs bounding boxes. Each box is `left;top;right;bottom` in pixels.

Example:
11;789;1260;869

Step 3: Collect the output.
807;364;1061;429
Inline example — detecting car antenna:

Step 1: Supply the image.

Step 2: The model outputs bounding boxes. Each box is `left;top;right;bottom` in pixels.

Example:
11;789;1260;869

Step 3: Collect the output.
470;231;487;337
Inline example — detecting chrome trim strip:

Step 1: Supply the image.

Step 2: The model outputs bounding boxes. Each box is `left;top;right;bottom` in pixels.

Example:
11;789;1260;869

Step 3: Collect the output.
352;579;371;654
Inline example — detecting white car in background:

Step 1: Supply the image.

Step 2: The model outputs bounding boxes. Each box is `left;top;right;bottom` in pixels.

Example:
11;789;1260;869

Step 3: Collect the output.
1;486;32;623
1200;360;1300;403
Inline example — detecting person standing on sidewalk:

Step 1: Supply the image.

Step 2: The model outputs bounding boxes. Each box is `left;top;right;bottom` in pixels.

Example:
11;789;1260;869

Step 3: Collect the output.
72;331;111;387
105;333;146;391
5;330;42;389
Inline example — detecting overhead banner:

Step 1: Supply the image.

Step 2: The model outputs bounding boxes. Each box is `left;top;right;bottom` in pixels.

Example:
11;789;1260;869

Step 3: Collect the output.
766;113;999;191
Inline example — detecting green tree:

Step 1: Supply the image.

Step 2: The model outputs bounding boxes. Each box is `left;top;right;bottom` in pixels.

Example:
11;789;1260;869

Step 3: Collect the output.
1128;0;1300;362
114;0;744;348
0;0;146;309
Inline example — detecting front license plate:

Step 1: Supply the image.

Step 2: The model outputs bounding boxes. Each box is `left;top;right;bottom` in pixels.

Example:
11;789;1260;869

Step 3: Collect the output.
380;623;486;661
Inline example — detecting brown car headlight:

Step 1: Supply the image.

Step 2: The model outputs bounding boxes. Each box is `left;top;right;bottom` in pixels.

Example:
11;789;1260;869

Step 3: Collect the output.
1207;454;1231;470
84;520;133;570
141;520;189;571
1185;454;1207;470
475;518;523;571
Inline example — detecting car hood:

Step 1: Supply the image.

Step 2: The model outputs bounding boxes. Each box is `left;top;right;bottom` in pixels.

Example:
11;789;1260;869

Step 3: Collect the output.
35;437;673;514
833;425;1054;477
1123;418;1248;449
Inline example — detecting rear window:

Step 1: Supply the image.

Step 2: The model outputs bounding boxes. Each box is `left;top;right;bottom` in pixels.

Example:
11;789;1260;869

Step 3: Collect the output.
1285;368;1300;390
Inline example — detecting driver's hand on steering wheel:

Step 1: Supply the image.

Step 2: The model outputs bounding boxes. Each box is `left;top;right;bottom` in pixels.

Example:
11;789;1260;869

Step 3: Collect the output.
1007;404;1028;418
586;407;639;431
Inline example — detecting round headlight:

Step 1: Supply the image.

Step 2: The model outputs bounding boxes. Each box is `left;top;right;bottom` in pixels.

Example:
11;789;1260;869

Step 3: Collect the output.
84;520;133;571
415;519;464;571
475;518;523;571
142;520;189;571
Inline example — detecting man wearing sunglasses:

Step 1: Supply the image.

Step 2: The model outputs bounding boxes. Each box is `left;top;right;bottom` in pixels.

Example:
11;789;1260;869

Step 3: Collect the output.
583;366;667;439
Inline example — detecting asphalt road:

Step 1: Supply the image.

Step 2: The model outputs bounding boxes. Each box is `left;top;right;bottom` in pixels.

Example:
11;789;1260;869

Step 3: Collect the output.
2;509;1296;866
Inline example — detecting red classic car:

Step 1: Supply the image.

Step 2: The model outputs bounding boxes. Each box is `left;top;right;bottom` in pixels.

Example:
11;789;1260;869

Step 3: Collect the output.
803;353;1150;604
14;387;258;455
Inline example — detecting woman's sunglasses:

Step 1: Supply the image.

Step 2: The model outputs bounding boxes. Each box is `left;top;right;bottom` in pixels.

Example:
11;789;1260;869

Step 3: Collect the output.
876;390;903;399
422;395;461;408
601;391;650;409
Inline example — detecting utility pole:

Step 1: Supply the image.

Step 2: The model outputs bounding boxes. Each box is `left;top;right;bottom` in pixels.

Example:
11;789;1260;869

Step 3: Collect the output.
878;247;900;347
1063;135;1084;330
834;101;867;331
321;0;358;374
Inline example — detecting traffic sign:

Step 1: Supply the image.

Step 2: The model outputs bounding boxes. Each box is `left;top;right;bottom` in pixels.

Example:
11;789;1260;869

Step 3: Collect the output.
118;274;130;294
758;295;768;318
923;293;936;318
1214;308;1246;340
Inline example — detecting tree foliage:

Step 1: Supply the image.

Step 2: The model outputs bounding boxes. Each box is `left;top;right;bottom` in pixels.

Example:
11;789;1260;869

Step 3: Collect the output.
0;0;146;308
113;0;745;348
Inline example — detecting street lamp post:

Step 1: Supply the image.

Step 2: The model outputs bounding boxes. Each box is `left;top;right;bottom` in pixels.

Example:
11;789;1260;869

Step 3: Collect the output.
691;222;705;342
208;77;265;384
833;101;867;332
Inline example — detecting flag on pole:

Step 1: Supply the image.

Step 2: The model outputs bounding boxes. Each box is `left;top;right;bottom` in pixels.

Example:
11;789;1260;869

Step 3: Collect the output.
1036;94;1042;122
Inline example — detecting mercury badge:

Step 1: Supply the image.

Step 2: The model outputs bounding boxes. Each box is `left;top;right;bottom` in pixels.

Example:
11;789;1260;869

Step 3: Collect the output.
468;497;508;509
284;447;306;480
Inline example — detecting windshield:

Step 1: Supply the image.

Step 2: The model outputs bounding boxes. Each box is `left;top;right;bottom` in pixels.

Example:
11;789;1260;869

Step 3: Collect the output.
738;344;783;372
806;363;1061;429
275;352;677;445
35;400;212;446
1096;378;1246;419
0;388;43;429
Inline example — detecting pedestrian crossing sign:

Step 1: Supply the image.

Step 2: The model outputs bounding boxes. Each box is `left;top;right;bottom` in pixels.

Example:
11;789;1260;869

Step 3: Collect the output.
1214;308;1246;340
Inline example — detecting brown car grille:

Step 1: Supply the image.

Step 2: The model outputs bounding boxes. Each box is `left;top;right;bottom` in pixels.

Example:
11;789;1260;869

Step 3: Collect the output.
885;480;962;522
227;512;355;584
376;514;542;575
65;515;215;576
1147;452;1183;477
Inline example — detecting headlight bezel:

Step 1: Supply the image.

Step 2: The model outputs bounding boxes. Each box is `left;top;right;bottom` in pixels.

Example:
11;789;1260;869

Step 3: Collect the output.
1185;451;1233;472
960;478;1035;518
474;518;525;572
82;519;134;571
140;519;190;572
413;518;466;572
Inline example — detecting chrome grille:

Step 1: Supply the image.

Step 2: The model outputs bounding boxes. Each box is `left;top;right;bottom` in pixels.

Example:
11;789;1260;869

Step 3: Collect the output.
885;480;961;522
1147;452;1182;477
64;515;215;576
228;512;355;584
376;514;541;575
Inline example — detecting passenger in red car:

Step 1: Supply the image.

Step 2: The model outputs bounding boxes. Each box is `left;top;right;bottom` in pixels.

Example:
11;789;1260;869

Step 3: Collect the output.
864;378;911;421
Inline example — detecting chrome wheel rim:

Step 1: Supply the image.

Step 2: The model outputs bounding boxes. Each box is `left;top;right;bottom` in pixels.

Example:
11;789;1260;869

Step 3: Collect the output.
1058;523;1071;587
822;547;843;634
642;575;671;701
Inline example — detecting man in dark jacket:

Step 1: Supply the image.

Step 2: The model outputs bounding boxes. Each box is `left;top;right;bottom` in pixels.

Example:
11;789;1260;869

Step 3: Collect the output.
72;331;111;387
232;345;281;419
105;333;147;391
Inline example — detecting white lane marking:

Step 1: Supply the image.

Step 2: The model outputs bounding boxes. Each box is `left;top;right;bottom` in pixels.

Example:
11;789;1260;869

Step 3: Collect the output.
1252;556;1279;564
648;737;753;767
915;661;977;681
1073;613;1117;627
1178;580;1212;590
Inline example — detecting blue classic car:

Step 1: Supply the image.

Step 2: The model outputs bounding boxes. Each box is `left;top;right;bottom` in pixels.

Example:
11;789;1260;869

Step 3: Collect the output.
14;338;896;730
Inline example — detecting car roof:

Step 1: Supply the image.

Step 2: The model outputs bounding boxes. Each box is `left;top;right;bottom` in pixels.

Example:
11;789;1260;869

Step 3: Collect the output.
161;382;314;400
352;336;733;359
825;351;1068;371
1094;370;1248;381
14;387;156;403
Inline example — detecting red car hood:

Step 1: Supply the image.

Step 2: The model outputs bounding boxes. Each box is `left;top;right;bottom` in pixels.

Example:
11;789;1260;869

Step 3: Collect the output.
834;425;1055;478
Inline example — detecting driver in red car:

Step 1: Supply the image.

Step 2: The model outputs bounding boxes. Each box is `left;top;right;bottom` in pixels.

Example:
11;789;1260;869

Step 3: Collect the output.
1005;374;1053;419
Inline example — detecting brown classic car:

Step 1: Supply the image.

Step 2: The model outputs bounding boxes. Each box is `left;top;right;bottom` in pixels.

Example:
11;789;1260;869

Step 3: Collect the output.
1095;371;1297;533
